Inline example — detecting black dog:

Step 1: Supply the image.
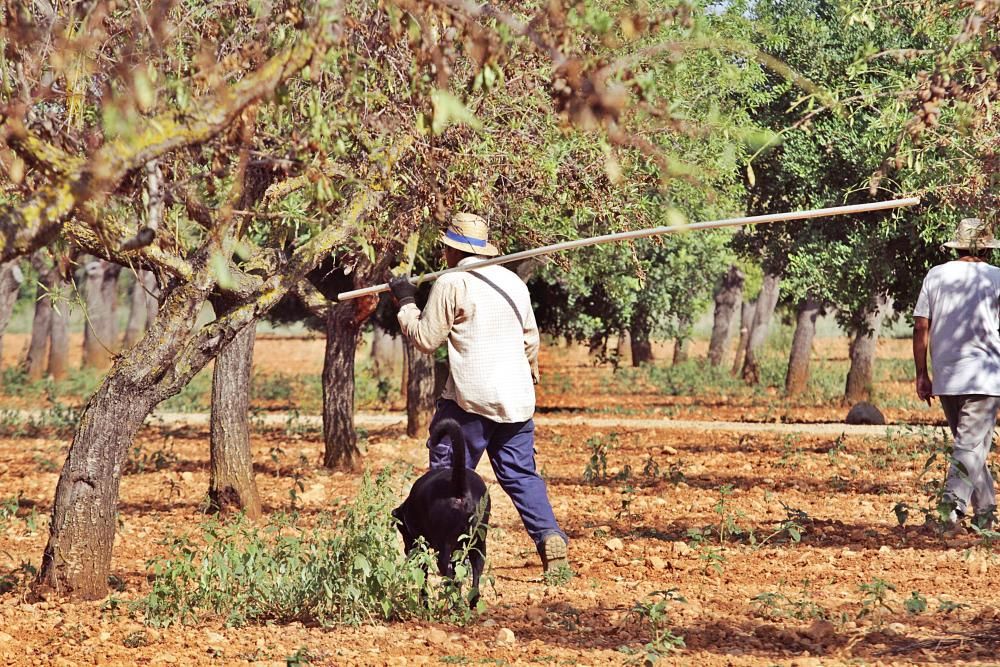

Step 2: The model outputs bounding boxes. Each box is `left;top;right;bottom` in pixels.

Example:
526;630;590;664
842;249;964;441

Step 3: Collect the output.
392;418;490;603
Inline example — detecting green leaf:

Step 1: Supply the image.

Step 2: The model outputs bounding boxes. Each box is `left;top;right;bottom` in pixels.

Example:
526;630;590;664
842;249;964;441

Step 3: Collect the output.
431;90;482;135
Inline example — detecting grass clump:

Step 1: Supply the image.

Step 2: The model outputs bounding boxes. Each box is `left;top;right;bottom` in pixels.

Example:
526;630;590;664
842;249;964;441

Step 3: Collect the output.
138;468;482;628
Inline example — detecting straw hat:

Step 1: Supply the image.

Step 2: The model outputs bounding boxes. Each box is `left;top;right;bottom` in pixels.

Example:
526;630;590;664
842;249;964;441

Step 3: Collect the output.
942;218;1000;250
440;212;499;256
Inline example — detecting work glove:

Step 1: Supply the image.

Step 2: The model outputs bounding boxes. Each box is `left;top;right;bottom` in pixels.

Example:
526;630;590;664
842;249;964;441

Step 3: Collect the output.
388;276;417;307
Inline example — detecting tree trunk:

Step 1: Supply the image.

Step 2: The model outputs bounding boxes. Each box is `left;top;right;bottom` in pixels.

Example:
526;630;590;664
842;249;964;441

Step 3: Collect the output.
0;259;24;368
672;315;693;366
405;339;437;438
708;265;743;367
208;320;262;518
629;305;654;366
23;264;54;380
82;260;113;368
785;295;822;396
100;262;122;353
741;273;781;384
36;377;158;599
144;271;160;329
672;337;688;365
615;330;631;366
731;298;757;377
47;272;70;380
123;270;157;350
36;279;212;600
323;302;364;470
844;294;890;405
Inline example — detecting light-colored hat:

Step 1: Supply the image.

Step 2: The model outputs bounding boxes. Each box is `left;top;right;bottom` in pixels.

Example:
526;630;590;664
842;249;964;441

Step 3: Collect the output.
440;212;499;256
942;218;1000;250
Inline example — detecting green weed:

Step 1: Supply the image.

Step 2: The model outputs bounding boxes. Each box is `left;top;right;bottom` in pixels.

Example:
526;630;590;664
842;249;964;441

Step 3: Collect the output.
137;468;485;628
123;443;178;474
857;577;896;620
619;590;686;664
582;433;618;484
750;579;828;621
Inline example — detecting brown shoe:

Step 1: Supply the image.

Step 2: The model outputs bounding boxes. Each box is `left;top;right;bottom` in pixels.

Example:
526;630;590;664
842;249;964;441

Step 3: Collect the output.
540;534;568;573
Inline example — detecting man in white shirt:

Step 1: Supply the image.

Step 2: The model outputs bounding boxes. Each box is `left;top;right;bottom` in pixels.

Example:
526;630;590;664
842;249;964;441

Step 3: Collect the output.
389;212;569;572
914;217;1000;531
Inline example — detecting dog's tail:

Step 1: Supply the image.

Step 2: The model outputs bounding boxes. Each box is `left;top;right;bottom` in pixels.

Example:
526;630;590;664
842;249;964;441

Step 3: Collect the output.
431;418;467;497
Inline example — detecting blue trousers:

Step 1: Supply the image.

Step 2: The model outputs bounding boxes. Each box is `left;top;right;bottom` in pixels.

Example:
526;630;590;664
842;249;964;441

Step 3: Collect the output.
427;400;566;548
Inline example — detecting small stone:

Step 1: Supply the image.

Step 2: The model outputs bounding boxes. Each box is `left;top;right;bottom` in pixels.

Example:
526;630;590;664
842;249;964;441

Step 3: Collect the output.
968;558;989;576
878;545;891;554
482;619;497;628
662;446;678;455
99;631;112;642
180;471;194;482
671;541;691;557
496;628;515;646
158;653;177;664
605;538;624;552
648;556;667;570
0;633;12;643
204;630;227;644
427;628;448;645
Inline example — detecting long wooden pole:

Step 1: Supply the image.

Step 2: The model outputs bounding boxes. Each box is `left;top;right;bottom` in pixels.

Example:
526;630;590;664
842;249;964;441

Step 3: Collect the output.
336;196;920;301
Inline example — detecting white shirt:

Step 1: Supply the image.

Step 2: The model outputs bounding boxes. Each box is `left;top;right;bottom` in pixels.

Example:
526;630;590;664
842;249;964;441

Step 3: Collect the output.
914;260;1000;396
397;258;539;423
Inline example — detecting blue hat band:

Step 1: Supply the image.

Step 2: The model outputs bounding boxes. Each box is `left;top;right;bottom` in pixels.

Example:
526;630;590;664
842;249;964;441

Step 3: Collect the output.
445;229;488;247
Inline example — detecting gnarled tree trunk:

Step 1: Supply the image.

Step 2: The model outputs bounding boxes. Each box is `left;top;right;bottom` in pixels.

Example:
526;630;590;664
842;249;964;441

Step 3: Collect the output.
323;301;364;470
38;377;159;599
844;294;890;405
708;265;743;367
0;259;24;368
37;280;210;599
741;273;781;384
209;319;262;518
785;295;822;396
731;298;756;377
405;339;437;438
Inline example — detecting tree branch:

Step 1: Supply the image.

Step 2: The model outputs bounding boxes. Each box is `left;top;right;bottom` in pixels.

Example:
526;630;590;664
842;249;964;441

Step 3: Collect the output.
0;38;316;263
153;135;413;400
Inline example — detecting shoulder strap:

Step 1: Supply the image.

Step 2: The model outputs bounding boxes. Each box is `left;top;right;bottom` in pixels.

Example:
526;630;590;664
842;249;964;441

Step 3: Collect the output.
467;270;524;328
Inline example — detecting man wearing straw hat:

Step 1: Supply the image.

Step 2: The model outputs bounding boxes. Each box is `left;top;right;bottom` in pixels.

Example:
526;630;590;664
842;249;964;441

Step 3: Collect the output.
388;212;569;573
913;217;1000;531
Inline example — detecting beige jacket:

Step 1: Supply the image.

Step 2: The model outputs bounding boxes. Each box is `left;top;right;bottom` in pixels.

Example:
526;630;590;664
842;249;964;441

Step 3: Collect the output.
397;258;539;423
